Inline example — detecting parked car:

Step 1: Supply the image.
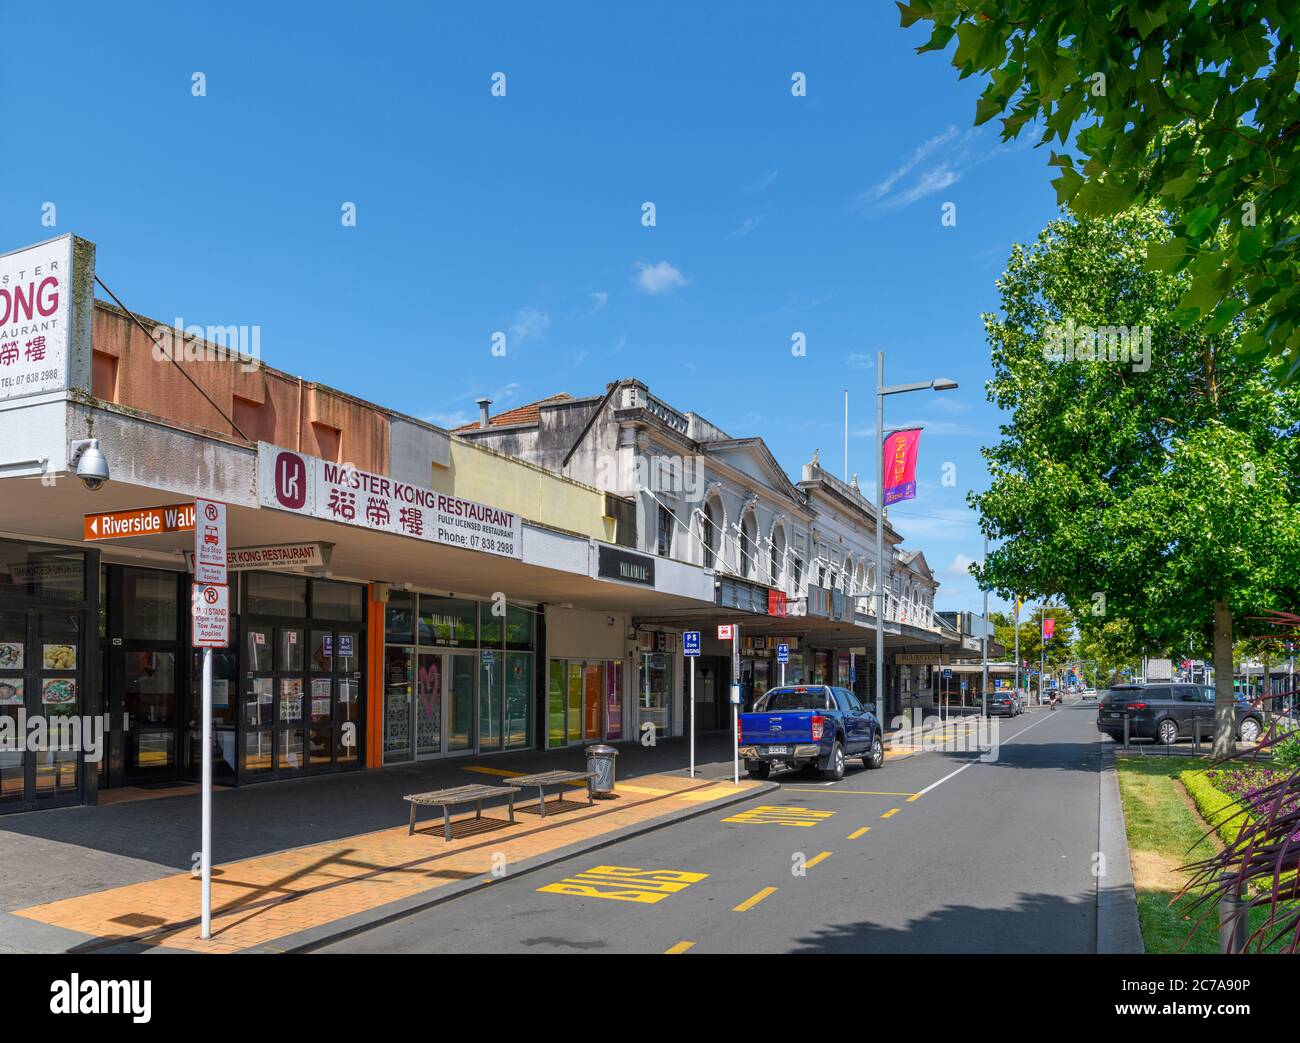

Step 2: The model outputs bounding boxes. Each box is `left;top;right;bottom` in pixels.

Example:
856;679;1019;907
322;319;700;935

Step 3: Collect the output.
986;692;1019;717
738;684;883;781
1096;683;1264;745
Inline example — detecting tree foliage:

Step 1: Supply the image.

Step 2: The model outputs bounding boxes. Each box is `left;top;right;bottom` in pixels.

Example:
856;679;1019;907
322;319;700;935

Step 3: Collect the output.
971;205;1300;749
898;1;1300;378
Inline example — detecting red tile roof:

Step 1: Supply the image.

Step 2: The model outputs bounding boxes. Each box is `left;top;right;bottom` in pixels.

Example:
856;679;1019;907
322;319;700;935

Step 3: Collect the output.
453;393;572;432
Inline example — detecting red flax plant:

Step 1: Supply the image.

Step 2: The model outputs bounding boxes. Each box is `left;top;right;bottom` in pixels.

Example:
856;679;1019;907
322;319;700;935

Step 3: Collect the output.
1177;611;1300;952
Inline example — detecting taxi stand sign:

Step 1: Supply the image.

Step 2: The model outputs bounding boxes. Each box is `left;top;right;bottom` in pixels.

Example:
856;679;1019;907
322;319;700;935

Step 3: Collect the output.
191;582;230;648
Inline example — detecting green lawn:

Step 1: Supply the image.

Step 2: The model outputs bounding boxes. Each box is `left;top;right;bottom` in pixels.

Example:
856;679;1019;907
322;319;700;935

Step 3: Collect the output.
1115;756;1277;954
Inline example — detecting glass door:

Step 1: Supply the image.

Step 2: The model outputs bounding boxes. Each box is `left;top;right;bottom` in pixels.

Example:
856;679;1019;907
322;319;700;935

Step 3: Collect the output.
415;651;442;758
383;646;414;764
446;652;475;753
123;650;177;778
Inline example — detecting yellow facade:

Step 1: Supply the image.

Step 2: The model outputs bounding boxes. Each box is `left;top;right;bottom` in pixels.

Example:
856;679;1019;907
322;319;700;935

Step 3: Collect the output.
432;440;618;542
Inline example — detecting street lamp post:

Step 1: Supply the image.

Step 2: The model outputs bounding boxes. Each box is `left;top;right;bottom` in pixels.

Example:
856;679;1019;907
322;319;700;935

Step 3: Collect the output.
874;351;958;726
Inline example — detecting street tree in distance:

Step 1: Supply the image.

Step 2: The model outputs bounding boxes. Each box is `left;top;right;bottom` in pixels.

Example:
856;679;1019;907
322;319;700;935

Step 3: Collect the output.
897;2;1300;378
972;206;1300;755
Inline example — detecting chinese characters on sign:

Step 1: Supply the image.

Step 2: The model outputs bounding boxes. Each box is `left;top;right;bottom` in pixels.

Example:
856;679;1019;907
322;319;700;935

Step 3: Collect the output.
0;236;74;401
257;443;522;559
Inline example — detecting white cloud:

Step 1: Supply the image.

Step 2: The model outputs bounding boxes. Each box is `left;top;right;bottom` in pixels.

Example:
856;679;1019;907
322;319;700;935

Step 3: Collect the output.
634;260;687;295
860;126;1001;214
947;553;975;576
846;352;875;370
729;214;765;238
588;291;608;312
510;307;550;345
425;409;471;428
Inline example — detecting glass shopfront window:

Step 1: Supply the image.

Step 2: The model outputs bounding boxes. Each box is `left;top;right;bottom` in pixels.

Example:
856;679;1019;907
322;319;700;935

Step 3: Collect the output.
0;540;93;814
240;575;367;781
638;652;673;739
547;658;622;747
385;594;533;761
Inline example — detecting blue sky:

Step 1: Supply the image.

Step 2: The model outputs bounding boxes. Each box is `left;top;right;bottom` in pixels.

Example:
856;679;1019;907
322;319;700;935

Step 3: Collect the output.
2;2;1062;615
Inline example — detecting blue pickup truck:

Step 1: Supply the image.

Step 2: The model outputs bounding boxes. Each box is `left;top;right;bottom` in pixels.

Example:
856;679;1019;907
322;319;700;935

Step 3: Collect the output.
738;684;884;781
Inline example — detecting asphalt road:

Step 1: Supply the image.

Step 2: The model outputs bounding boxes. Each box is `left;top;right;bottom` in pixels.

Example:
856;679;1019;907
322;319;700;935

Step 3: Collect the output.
320;701;1106;954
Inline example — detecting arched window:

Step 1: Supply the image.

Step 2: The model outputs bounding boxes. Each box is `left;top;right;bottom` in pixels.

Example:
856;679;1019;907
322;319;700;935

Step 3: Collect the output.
701;503;717;569
740;513;756;578
769;524;786;587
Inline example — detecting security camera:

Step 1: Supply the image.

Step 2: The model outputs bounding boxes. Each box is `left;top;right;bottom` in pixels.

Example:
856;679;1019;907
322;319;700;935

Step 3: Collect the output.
69;439;110;492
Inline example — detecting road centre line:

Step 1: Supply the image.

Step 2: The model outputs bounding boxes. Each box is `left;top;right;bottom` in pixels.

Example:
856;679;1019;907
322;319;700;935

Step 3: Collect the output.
914;704;1062;797
733;887;778;912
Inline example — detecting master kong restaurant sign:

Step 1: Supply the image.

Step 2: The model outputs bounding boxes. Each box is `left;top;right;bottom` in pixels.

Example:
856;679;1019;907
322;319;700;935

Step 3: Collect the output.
257;443;522;559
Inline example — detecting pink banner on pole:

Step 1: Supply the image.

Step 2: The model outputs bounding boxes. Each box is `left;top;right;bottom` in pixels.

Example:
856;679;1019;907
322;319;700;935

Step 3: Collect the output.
1043;618;1055;640
882;428;922;506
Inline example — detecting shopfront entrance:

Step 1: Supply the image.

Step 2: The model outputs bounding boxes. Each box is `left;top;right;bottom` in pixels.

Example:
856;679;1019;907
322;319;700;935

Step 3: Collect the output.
0;540;95;814
383;590;534;763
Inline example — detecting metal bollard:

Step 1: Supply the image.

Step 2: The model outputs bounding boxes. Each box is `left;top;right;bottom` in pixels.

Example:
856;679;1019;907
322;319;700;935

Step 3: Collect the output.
1193;717;1200;754
1219;877;1249;954
1123;714;1130;748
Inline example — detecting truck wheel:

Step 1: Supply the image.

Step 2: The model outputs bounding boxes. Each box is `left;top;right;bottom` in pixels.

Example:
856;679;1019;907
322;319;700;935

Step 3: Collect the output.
863;735;884;770
822;741;846;781
746;762;771;780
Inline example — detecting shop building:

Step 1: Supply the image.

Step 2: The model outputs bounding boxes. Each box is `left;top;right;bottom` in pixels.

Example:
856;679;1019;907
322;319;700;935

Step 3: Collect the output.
0;235;716;814
456;379;952;724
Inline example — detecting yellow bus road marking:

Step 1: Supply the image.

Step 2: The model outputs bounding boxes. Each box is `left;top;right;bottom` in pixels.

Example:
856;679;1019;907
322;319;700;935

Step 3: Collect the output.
665;940;696;954
733;887;778;912
804;851;832;870
462;766;524;777
906;793;922;802
847;827;870;840
722;805;836;827
881;808;900;819
785;788;919;797
618;784;671;795
537;865;709;905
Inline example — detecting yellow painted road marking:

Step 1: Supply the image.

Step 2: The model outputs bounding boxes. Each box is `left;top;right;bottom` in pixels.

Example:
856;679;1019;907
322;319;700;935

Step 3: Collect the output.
665;940;696;954
804;851;832;869
785;788;919;797
618;784;671;795
463;766;524;777
906;793;922;802
881;808;900;819
537;865;709;905
847;827;870;840
733;887;778;912
723;805;836;827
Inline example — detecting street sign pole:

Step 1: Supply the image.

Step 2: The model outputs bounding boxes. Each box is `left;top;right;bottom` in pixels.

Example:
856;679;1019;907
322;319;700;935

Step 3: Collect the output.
733;624;740;786
200;645;212;940
689;656;696;778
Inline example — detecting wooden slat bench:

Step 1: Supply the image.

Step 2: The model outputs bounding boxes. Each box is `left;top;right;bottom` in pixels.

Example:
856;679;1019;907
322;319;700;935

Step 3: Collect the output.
505;770;596;817
403;784;515;841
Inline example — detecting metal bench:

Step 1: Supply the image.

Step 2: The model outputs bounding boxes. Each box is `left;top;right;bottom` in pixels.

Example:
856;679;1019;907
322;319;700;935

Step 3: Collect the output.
505;770;596;817
403;784;515;841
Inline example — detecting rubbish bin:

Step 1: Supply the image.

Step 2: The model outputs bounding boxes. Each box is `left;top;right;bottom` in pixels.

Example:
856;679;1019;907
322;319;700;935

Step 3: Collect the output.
586;744;618;798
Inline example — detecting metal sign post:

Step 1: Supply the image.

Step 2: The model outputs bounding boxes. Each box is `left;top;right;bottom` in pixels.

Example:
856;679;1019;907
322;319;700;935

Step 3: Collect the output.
192;499;227;942
684;631;700;778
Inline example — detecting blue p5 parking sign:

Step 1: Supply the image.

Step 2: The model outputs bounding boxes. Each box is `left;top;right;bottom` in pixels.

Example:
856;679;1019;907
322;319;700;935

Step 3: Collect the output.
683;630;701;657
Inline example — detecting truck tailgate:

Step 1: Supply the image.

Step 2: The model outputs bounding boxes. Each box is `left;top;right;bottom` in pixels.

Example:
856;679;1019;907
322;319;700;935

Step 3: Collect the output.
741;711;816;744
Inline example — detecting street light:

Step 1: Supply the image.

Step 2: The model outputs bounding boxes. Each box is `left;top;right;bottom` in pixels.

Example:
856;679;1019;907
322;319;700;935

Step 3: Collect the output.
874;351;958;726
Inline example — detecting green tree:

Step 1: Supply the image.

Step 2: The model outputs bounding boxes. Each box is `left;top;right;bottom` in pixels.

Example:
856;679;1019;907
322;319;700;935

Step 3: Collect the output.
897;2;1300;377
971;206;1300;754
